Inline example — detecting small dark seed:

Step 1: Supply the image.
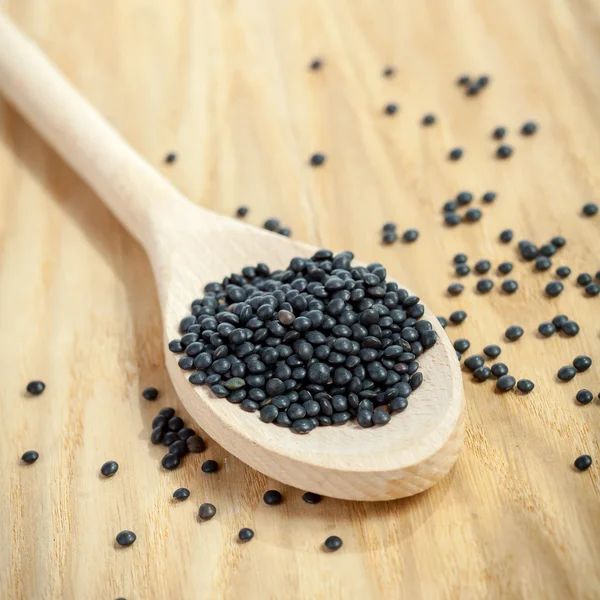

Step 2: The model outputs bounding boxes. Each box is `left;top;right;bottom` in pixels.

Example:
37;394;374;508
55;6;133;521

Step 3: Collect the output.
496;145;513;159
538;322;556;337
575;389;593;405
448;282;464;296
552;236;566;248
464;208;482;222
186;435;205;453
582;202;598;216
556;266;571;278
161;453;180;470
483;345;501;358
562;321;580;336
310;153;326;167
164;152;177;164
496;375;516;391
557;366;577;381
474;259;491;274
505;325;524;341
238;528;254;542
552;314;569;329
491;363;509;378
402;229;419;243
498;262;513;275
493;126;507;140
574;455;592;471
142;387;159;400
499;229;513;243
585;283;600;296
454;338;471;353
449;310;467;324
573;355;592;372
202;460;219;473
302;492;322;504
521;121;538;135
477;278;494;293
383;66;396;77
116;530;136;547
535;257;552;271
454;253;468;264
263;490;283;505
173;487;190;500
464;355;485;371
26;380;45;395
449;147;464;161
482;191;496;203
422;113;436;125
456;191;473;206
236;205;249;217
473;366;491;382
456;264;470;276
516;379;534;393
309;57;323;70
384;102;399;115
457;75;470;86
502;280;518;294
199;503;217;520
324;535;343;551
445;213;461;226
545;281;564;297
21;450;39;464
100;461;119;477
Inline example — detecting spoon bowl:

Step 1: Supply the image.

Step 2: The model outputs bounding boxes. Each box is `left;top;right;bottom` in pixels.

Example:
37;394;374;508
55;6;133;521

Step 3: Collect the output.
0;13;464;500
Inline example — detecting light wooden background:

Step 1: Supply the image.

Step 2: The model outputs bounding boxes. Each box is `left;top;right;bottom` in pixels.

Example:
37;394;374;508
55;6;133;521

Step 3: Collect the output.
1;1;599;598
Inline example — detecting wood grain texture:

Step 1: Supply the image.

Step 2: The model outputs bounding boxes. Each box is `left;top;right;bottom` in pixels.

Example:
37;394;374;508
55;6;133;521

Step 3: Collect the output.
0;0;599;598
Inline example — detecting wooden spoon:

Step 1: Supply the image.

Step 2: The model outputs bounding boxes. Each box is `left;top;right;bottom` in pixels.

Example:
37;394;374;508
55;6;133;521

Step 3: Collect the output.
0;14;464;500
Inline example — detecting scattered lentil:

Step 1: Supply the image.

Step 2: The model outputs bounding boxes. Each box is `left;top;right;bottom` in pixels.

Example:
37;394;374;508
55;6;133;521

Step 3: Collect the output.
164;152;177;164
100;461;119;477
538;322;556;337
324;535;343;551
496;375;516;391
454;253;468;264
238;528;255;542
310;153;326;166
556;266;571;278
21;450;39;464
142;387;159;401
422;113;436;125
186;435;205;453
585;283;600;296
199;503;217;520
383;66;395;77
309;58;322;70
464;355;485;371
477;278;494;293
557;366;577;381
561;321;580;336
263;490;283;505
499;229;513;243
456;191;473;206
577;273;592;286
116;531;136;547
496;145;513;159
302;492;322;504
202;460;219;473
402;229;419;243
445;213;461;226
473;366;491;381
456;264;470;276
545;281;564;297
457;75;470;86
173;488;190;500
454;338;470;353
475;259;491;274
582;203;598;216
573;356;592;372
574;455;592;471
491;363;509;378
493;126;507;140
437;316;448;328
263;218;280;232
576;389;593;405
464;208;482;222
498;262;513;275
483;345;501;359
502;280;518;294
552;314;569;329
161;454;180;470
521;121;538;135
517;379;534;393
551;236;566;248
540;243;557;257
384;102;399;115
26;380;45;395
236;205;249;217
482;191;496;203
449;310;467;324
449;148;464;161
535;257;552;271
505;325;524;341
448;282;464;296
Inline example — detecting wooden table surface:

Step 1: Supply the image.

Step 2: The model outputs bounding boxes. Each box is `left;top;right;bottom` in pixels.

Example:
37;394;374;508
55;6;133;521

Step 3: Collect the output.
1;1;599;598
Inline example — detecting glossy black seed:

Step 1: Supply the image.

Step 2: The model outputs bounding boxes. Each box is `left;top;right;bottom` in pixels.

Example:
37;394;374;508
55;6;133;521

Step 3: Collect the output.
384;102;399;115
574;455;592;471
263;218;280;231
477;278;494;293
302;492;322;504
26;380;45;395
582;202;598;216
382;231;397;244
483;345;501;359
199;503;217;520
557;366;577;381
239;528;255;542
444;200;458;212
402;229;419;243
457;75;470;86
491;363;509;378
202;460;219;473
162;432;178;446
496;375;516;391
456;191;473;206
390;396;408;413
454;253;468;264
538;322;556;337
499;229;513;243
173;488;190;500
21;450;39;464
492;126;506;140
445;213;461;226
236;205;249;217
310;153;326;167
309;57;323;70
464;355;485;371
474;260;491;274
576;389;593;405
187;435;205;453
496;145;513;159
535;257;552;271
372;409;391;426
521;121;538;135
552;236;566;248
292;418;314;434
466;82;481;96
502;280;518;294
116;531;136;547
383;66;395;77
263;490;283;505
448;282;464;296
482;191;496;203
437;316;448;328
278;227;292;237
449;310;467;324
164;152;177;164
473;366;491;381
498;262;513;275
456;264;470;276
552;314;569;329
577;273;592;286
545;281;564;297
573;355;592;372
159;407;175;419
324;535;343;551
142;387;159;400
168;416;184;431
151;427;164;444
540;243;556;257
161;453;180;470
465;208;482;222
585;283;600;296
505;325;524;341
561;321;580;336
101;461;119;477
454;339;471;353
516;379;534;393
449;147;463;161
422;113;436;125
357;409;373;428
556;266;571;278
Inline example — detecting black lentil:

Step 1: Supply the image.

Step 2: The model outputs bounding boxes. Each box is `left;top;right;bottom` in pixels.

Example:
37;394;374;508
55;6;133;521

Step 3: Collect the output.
199;503;217;520
493;126;507;140
491;363;509;378
519;242;538;261
477;278;494;293
164;152;177;164
310;153;326;167
557;366;577;381
263;490;283;505
562;321;580;336
498;262;513;275
499;229;513;243
449;148;463;161
278;227;292;237
482;191;496;203
454;253;468;264
162;431;178;446
496;375;516;391
538;322;556;337
502;280;519;294
535;257;552;271
21;450;39;464
585;283;600;296
464;208;482;222
456;264;470;276
186;435;205;453
496;145;513;159
552;314;569;329
574;455;592;471
445;213;461;226
473;366;491;382
517;379;534;393
422;113;436;125
545;281;564;297
100;461;119;477
573;355;592;372
168;416;184;431
142;387;159;401
474;260;491;274
556;266;571;278
324;535;343;551
161;453;180;470
236;205;249;217
173;488;190;500
302;492;322;504
505;325;524;341
582;202;598;216
552;236;566;248
483;345;501;359
453;338;470;353
464;355;485;371
447;282;464;296
540;243;556;257
384;102;399;115
457;75;470;86
456;191;473;206
402;229;419;243
309;58;322;70
521;121;538;135
577;273;592;286
202;460;219;473
449;310;467;324
116;531;136;546
382;231;397;244
576;389;593;405
26;380;45;395
477;75;490;87
238;528;254;542
383;66;395;77
444;200;458;212
263;218;280;232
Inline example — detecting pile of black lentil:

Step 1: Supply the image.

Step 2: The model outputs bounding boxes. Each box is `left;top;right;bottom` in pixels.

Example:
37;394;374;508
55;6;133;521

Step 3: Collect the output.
168;249;437;433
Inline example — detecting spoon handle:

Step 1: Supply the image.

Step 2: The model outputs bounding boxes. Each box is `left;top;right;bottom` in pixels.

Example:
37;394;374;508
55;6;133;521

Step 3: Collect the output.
0;12;189;246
